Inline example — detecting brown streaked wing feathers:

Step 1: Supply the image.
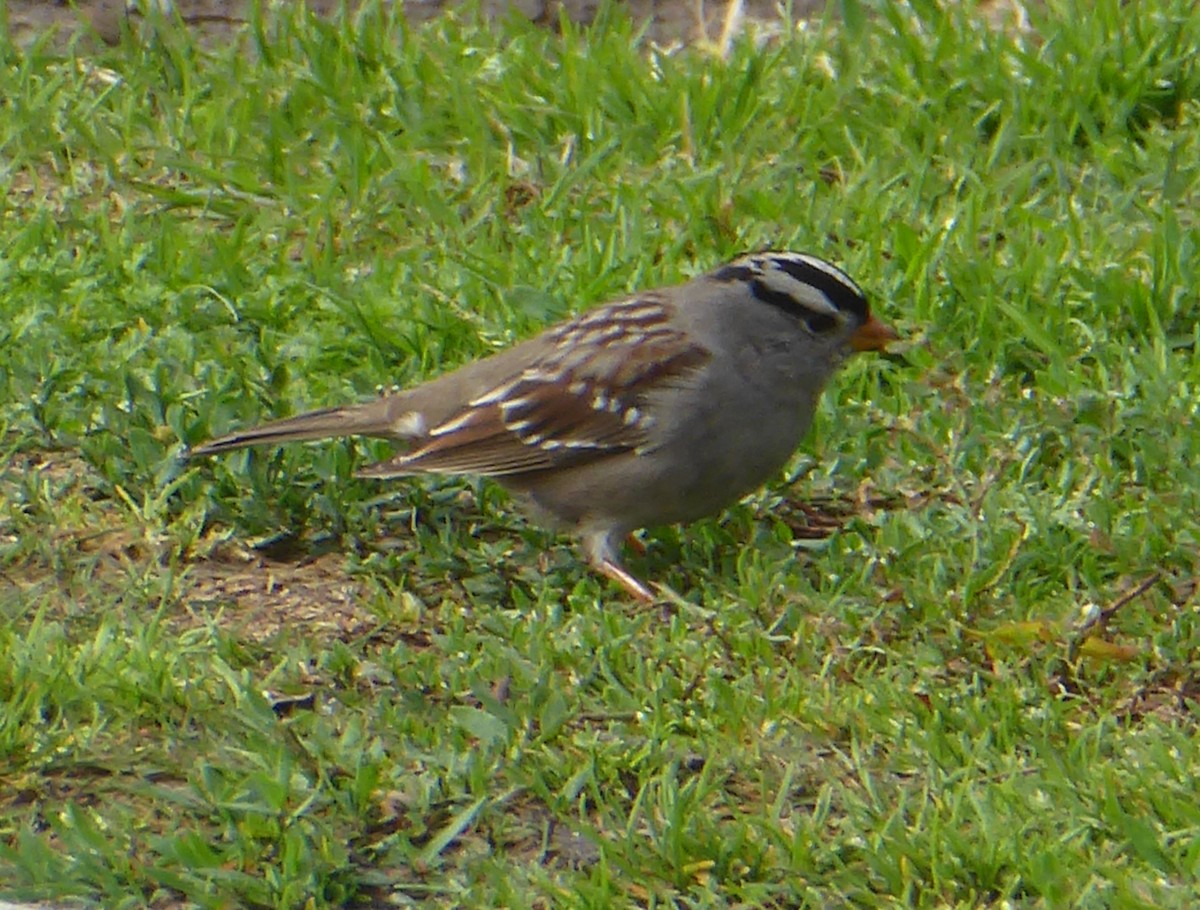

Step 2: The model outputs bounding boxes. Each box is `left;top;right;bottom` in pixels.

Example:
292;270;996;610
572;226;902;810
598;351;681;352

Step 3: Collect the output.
357;304;711;480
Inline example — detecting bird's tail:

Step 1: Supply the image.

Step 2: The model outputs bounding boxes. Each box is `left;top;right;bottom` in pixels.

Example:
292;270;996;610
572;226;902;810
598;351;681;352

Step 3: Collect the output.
187;399;406;458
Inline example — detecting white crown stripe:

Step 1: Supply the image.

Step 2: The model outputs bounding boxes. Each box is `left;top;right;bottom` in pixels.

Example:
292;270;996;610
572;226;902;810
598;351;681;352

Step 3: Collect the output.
719;250;869;328
752;251;863;295
728;252;864;298
754;268;842;316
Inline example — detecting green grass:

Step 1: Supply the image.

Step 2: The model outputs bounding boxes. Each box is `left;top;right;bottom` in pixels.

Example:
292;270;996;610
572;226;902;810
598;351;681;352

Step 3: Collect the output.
2;0;1200;906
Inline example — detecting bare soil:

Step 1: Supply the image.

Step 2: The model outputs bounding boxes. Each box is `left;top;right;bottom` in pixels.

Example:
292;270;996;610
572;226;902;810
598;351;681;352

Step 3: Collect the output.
7;0;1029;50
9;0;827;48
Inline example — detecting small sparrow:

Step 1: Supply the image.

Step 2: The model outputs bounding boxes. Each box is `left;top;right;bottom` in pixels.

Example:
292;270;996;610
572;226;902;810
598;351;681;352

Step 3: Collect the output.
190;251;897;600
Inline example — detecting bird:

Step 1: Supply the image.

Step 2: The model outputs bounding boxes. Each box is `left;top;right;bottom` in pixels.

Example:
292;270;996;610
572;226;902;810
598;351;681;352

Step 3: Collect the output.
188;250;898;601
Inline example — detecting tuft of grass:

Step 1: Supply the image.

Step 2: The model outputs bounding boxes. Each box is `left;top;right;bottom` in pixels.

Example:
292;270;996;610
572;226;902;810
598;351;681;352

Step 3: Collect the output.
2;0;1200;906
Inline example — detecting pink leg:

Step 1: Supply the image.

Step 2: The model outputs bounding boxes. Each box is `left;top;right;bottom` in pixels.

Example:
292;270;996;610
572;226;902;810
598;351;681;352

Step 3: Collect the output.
581;529;655;603
595;557;655;603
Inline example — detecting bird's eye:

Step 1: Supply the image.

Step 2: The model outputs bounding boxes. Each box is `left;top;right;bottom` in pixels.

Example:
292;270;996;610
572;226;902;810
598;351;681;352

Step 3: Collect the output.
804;311;840;335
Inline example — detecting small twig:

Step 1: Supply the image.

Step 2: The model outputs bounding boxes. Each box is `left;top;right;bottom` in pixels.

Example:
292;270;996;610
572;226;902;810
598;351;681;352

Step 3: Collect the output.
1067;572;1161;663
1098;572;1163;625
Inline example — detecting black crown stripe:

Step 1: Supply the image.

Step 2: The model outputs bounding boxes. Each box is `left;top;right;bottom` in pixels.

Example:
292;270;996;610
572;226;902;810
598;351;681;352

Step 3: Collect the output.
769;256;868;324
748;278;839;335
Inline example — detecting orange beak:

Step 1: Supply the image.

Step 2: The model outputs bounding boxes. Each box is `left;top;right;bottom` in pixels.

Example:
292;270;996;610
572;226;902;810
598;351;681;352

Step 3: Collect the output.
850;314;899;352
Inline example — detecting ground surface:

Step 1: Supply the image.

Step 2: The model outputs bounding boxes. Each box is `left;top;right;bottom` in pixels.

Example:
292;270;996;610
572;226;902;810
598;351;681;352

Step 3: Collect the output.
10;0;826;46
8;0;1028;47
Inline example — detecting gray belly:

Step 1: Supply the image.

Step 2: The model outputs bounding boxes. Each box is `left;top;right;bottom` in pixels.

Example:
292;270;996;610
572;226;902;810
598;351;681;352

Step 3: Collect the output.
514;387;814;533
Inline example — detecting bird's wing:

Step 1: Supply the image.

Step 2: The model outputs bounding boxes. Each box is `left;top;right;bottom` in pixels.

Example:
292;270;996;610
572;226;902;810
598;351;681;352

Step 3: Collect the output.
357;295;711;479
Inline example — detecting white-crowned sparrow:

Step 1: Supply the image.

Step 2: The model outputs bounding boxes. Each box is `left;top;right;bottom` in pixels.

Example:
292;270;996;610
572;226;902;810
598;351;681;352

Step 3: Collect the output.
190;251;897;601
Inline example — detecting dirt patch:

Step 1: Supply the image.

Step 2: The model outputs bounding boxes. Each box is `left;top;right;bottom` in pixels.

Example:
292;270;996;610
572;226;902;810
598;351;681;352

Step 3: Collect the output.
8;0;1032;51
1;449;381;648
8;0;820;49
183;544;378;643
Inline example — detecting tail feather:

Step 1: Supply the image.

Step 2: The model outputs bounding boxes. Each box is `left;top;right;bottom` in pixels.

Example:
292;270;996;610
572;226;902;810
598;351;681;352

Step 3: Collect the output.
188;400;411;458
